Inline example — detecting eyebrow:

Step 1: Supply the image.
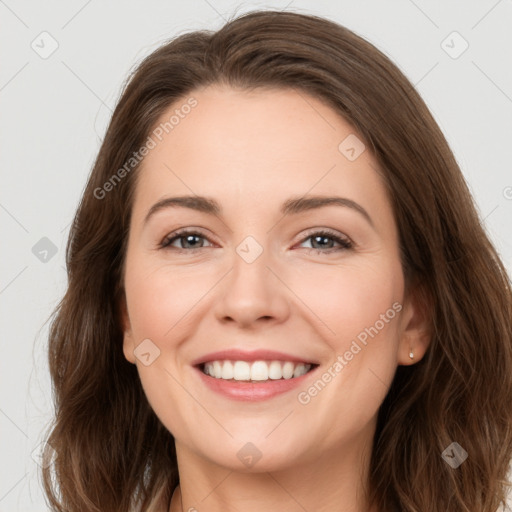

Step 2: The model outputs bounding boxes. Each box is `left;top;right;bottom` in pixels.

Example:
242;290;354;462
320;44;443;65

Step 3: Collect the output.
143;194;374;228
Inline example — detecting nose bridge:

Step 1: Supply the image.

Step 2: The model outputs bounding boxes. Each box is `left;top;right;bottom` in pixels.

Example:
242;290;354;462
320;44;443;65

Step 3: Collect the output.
214;231;289;325
230;233;273;295
235;234;266;266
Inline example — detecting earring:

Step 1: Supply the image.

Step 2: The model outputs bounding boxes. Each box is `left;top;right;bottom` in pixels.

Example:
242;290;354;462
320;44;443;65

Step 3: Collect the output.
409;349;414;360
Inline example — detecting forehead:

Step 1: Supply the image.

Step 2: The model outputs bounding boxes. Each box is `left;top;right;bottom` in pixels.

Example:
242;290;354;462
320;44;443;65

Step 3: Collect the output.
145;85;359;168
131;85;392;225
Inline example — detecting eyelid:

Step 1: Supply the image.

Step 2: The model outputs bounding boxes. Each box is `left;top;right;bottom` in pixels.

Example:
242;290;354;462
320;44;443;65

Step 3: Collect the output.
297;227;351;243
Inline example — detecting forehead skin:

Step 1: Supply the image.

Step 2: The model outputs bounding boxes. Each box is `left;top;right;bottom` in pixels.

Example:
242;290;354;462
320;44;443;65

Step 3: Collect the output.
129;84;398;260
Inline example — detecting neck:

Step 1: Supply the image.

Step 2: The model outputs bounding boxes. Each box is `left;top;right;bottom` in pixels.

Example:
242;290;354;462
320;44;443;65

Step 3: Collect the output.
168;421;377;512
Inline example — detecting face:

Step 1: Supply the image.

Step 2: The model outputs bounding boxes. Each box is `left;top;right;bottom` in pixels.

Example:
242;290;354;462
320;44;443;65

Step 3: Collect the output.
121;85;427;472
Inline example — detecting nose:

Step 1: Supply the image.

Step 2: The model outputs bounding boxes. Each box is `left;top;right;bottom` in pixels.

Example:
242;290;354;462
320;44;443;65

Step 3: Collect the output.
213;241;290;328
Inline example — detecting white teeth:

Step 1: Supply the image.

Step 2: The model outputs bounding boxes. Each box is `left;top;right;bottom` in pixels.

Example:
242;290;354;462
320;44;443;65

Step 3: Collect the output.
202;360;313;381
233;361;250;381
268;361;282;380
250;361;269;381
221;360;234;379
282;361;295;379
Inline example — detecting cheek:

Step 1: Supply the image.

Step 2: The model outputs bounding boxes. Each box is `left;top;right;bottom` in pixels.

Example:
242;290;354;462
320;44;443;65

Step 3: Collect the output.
290;258;403;351
123;258;213;434
289;261;403;440
124;258;214;341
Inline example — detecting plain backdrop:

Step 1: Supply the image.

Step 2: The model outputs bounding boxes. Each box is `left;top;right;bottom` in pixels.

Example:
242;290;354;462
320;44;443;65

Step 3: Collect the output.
1;0;511;510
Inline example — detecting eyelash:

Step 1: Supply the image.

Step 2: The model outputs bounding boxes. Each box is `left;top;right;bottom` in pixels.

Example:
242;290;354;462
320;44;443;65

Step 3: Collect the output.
159;228;353;254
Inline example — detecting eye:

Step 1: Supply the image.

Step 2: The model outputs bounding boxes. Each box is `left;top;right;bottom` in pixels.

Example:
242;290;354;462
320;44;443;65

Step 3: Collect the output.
297;229;353;253
160;228;353;254
160;229;213;251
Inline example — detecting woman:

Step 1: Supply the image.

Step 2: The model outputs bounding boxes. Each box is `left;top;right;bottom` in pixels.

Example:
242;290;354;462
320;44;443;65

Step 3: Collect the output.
41;10;512;512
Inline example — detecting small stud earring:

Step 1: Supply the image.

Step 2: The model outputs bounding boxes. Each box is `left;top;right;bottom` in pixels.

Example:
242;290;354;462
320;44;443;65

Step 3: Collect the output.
409;349;414;360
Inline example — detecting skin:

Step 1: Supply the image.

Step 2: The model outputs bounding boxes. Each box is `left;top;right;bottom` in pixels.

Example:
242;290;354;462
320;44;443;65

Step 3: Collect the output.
121;85;431;512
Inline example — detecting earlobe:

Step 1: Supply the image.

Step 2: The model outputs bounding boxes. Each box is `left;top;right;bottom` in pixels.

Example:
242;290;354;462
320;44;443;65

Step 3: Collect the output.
123;333;136;365
398;281;432;366
119;294;136;364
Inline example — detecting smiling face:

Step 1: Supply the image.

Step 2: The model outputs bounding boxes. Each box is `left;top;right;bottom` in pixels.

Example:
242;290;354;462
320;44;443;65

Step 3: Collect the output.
121;84;428;473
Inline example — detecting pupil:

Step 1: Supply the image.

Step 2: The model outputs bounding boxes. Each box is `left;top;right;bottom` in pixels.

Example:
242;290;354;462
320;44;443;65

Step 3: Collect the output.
184;235;200;248
313;235;331;249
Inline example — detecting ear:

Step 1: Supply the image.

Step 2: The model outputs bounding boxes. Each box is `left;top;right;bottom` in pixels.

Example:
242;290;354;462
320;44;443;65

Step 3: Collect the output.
120;293;136;364
397;280;432;366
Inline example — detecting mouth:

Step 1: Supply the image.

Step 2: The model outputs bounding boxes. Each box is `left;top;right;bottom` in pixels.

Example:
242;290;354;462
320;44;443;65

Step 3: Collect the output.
198;359;319;382
191;349;320;401
193;359;320;401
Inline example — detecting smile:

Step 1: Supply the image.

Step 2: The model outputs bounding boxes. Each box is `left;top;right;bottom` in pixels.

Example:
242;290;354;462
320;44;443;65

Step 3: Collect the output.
202;360;315;381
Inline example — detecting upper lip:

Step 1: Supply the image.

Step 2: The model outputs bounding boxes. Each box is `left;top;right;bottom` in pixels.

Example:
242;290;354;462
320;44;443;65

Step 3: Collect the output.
191;349;319;366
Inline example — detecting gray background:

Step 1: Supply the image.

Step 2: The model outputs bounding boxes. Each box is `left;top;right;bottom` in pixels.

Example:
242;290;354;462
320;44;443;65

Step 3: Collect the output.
1;0;511;510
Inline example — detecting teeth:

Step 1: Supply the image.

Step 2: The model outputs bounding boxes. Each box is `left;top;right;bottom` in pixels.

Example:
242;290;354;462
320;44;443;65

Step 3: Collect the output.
202;360;313;381
250;361;268;381
283;361;295;379
293;363;309;378
221;360;234;380
233;361;251;381
268;361;282;379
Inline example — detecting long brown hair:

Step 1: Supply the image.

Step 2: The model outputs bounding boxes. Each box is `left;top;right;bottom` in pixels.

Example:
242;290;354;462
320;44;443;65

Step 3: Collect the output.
41;10;512;511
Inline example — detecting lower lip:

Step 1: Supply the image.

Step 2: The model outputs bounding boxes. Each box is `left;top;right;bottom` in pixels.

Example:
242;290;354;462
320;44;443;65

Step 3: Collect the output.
194;365;318;401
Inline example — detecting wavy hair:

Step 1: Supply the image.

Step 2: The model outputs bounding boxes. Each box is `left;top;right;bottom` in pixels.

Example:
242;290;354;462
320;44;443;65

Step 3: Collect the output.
41;9;512;512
